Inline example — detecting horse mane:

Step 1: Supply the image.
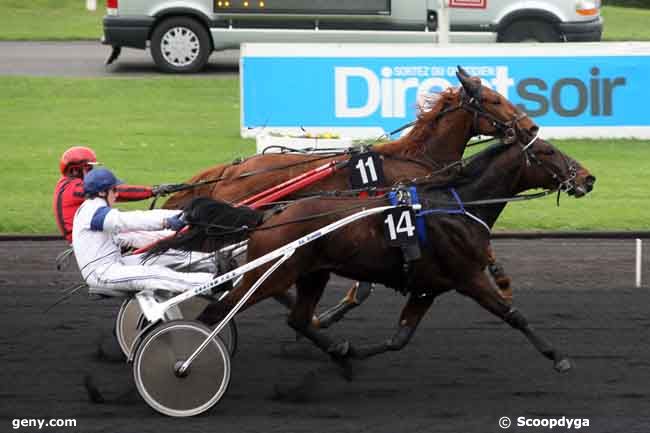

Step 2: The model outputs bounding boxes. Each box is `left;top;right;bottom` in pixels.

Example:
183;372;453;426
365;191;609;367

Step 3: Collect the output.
145;197;264;259
375;88;460;158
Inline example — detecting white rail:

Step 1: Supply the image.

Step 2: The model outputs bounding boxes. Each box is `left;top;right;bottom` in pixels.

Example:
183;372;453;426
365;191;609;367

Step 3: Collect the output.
136;204;409;323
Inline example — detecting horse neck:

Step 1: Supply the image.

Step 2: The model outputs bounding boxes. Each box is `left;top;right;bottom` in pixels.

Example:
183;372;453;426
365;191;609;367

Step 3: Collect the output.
377;110;473;164
456;146;526;228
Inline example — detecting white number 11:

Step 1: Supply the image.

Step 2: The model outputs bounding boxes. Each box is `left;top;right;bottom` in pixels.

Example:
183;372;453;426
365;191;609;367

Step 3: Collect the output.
355;157;378;184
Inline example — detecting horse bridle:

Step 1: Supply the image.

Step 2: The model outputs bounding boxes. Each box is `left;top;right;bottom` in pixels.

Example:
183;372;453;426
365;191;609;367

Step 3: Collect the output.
520;133;578;194
457;87;532;145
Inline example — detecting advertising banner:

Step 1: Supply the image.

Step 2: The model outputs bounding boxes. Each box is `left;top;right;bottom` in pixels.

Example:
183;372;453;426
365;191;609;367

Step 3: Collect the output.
241;43;650;138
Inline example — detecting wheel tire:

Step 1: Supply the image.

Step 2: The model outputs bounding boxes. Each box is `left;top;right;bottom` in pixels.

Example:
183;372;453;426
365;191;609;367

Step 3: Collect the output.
115;297;239;358
498;20;562;43
115;297;147;357
150;17;211;73
133;320;231;417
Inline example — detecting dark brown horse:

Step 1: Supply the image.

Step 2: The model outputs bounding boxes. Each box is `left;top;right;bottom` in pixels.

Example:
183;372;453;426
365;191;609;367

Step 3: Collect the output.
167;136;594;374
161;68;538;320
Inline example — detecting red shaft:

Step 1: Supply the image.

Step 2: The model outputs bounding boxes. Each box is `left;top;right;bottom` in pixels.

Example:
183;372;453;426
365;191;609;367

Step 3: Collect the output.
131;160;339;255
238;161;337;207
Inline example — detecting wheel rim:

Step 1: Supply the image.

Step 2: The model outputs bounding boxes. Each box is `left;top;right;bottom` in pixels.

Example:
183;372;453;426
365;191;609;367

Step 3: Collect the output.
134;321;230;417
160;26;201;67
116;298;146;357
117;297;237;356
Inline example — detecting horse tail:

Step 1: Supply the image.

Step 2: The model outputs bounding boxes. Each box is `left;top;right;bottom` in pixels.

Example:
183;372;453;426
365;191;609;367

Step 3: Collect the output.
145;197;264;259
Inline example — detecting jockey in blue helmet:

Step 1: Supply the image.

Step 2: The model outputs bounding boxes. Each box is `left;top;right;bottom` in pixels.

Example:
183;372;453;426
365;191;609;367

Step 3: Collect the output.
72;168;216;294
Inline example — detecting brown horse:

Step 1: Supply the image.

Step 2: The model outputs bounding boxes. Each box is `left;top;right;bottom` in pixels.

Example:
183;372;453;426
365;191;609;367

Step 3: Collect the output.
163;68;537;209
161;67;538;320
169;136;595;374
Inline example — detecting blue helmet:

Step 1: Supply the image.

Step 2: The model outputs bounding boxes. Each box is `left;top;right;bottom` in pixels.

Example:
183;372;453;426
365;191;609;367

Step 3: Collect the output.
83;167;124;195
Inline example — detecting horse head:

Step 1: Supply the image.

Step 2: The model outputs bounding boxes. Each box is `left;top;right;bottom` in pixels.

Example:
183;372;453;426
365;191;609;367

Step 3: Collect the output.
517;137;595;198
455;66;538;144
401;67;539;163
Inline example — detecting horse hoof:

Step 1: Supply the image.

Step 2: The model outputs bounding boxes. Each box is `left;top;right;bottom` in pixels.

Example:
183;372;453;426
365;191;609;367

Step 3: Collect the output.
83;375;105;404
554;358;573;373
327;340;350;357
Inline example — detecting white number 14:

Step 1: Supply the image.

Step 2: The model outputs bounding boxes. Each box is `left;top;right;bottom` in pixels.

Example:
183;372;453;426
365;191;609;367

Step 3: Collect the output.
384;211;416;240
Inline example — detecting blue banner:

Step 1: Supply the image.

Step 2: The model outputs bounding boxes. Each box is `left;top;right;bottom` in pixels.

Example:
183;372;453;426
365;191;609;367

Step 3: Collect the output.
241;45;650;137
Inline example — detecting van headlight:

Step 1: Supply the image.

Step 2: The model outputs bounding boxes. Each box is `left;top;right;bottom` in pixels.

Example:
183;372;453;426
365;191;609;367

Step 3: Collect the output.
576;0;600;16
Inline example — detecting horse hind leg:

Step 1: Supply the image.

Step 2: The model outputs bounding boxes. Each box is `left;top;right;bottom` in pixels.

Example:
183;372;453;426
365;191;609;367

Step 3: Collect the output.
273;280;374;330
314;281;374;329
287;271;356;369
487;244;513;304
346;291;436;360
459;273;572;373
286;271;338;352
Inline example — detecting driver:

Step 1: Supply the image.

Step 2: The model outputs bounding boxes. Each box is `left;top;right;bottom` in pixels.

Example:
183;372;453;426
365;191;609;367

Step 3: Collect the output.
72;167;215;294
53;146;176;244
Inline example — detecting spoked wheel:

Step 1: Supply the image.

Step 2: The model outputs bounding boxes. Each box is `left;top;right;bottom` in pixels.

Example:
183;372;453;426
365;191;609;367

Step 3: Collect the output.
115;297;238;358
133;320;231;417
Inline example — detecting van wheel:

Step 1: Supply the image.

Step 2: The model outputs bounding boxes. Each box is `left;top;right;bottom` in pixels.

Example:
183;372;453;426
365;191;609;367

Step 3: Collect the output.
498;20;562;43
151;17;211;73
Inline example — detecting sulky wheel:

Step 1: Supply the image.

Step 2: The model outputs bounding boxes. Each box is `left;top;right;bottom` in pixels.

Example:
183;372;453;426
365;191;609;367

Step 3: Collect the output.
115;297;238;358
133;320;231;417
115;297;148;357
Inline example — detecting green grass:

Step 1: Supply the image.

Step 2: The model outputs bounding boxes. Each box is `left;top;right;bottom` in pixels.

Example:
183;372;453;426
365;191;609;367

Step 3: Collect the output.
0;76;648;234
0;76;253;234
0;3;649;41
602;5;650;41
0;0;102;40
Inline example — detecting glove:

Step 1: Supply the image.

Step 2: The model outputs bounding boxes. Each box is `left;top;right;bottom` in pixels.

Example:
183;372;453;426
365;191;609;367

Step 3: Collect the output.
164;214;186;231
152;183;182;196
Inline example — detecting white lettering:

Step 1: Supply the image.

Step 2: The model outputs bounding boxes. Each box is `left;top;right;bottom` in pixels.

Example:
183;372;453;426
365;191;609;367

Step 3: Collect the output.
393;77;420;118
491;66;514;99
334;65;518;119
381;67;393;117
335;67;380;118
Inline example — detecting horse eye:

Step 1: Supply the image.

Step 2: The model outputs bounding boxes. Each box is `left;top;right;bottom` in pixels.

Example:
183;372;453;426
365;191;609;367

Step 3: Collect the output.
542;149;555;155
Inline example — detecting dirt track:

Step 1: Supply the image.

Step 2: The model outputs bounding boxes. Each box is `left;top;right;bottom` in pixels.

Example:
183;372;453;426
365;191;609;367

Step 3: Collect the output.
2;239;650;433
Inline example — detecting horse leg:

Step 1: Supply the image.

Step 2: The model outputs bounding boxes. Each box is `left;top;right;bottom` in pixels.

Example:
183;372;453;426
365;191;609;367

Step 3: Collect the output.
344;291;436;360
286;271;350;356
197;261;298;326
313;281;374;329
459;273;572;373
487;243;513;304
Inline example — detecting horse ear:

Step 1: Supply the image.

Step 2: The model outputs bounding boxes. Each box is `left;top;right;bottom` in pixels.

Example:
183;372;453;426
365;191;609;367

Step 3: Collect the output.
457;65;470;78
456;65;480;96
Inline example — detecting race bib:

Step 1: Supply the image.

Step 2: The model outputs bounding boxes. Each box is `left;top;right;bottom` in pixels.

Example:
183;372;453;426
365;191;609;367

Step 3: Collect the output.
349;152;385;188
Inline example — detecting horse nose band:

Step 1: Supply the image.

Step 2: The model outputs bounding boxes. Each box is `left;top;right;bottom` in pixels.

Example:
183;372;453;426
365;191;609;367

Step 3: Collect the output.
521;135;579;194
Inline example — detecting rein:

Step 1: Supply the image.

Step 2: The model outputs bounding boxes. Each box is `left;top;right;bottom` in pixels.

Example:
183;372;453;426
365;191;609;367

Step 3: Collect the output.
155;86;533;207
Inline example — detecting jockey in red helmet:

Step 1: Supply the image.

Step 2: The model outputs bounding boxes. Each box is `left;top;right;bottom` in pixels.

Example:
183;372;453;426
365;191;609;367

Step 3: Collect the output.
52;146;155;243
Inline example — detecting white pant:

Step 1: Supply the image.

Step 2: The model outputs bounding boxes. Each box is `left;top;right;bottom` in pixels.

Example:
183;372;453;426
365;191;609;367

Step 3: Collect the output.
87;250;217;294
127;249;218;273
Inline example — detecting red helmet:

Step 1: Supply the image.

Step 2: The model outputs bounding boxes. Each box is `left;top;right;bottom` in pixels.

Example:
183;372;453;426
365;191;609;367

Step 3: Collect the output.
59;146;98;175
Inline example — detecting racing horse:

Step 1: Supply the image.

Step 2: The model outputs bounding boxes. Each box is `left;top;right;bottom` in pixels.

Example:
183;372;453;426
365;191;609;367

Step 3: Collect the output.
160;136;594;373
161;67;537;322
